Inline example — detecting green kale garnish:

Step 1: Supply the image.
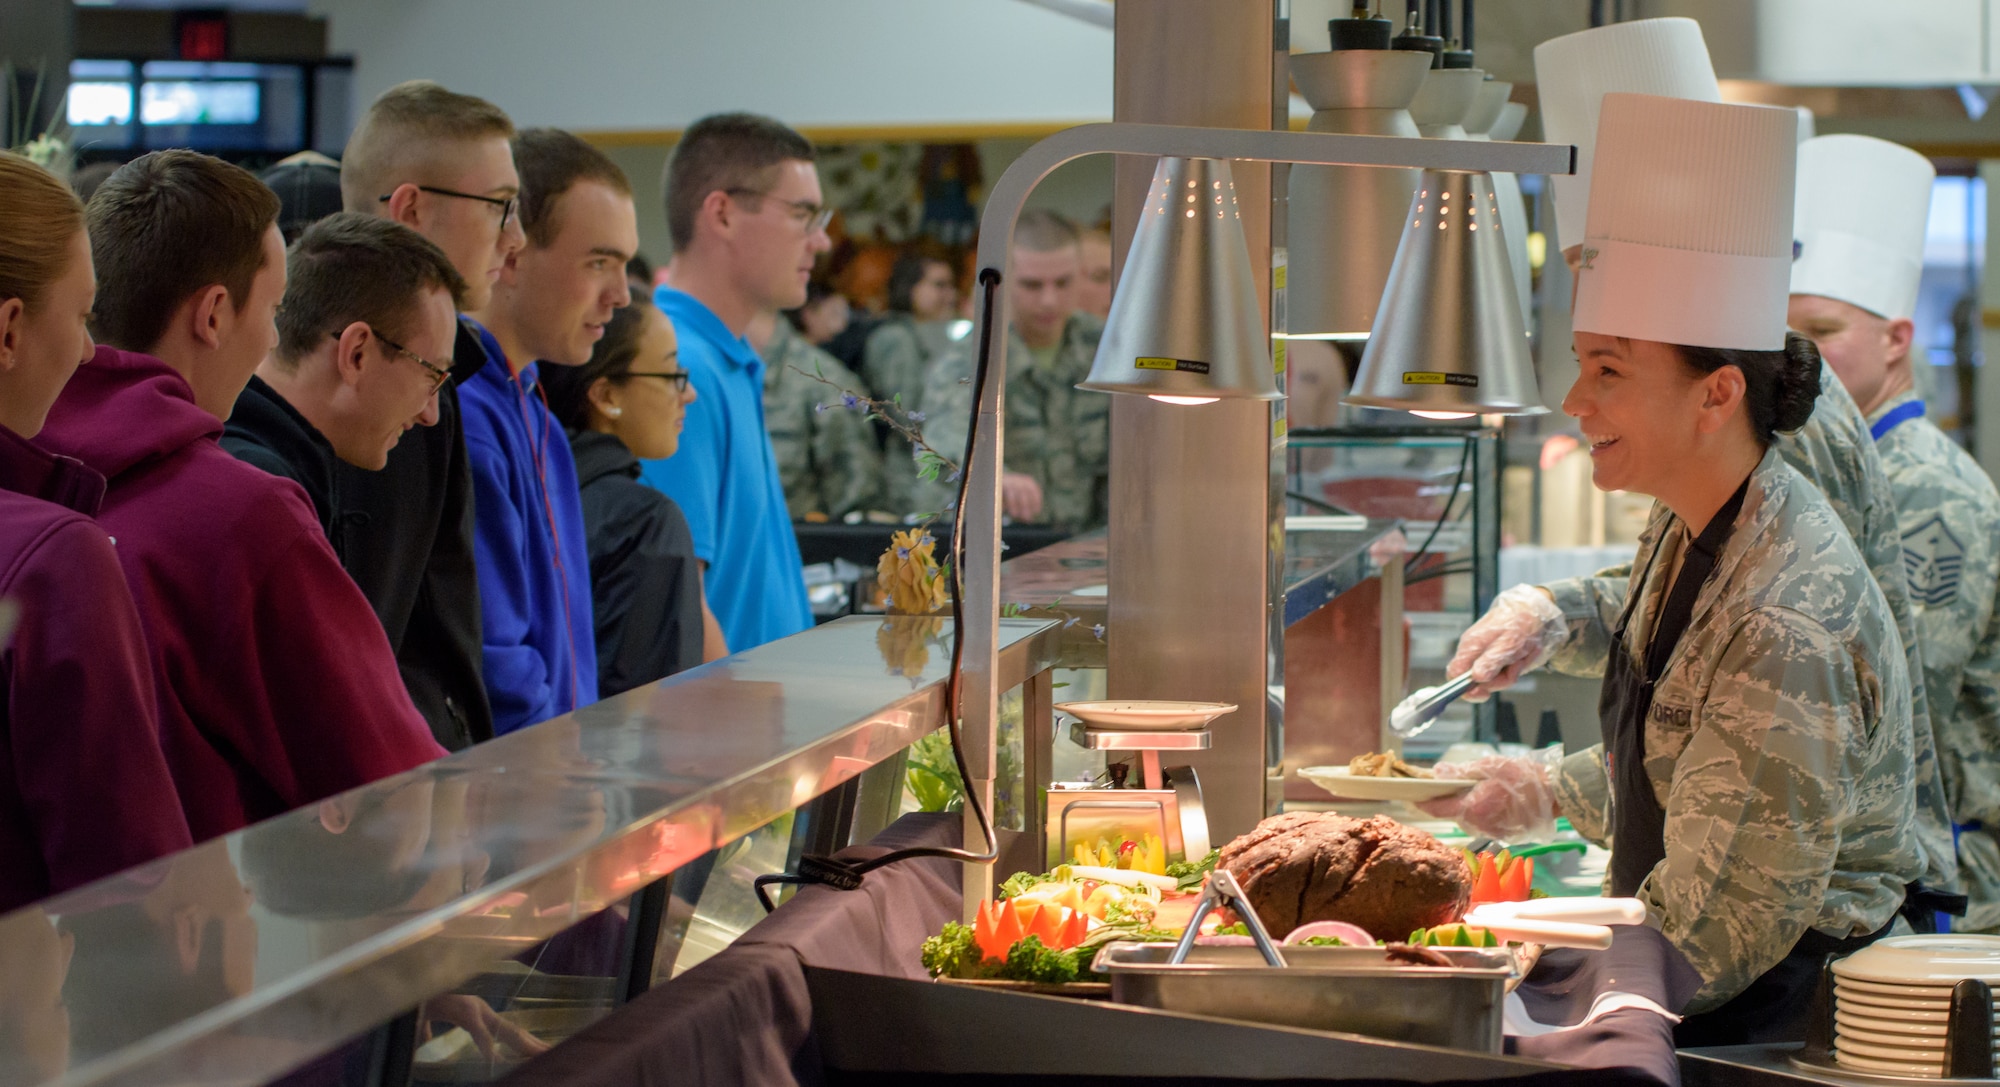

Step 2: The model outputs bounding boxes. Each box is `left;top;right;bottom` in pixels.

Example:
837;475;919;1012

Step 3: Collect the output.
1165;848;1220;890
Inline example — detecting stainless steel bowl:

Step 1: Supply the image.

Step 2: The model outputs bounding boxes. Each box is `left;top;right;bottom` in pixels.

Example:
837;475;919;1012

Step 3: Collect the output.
1093;942;1513;1053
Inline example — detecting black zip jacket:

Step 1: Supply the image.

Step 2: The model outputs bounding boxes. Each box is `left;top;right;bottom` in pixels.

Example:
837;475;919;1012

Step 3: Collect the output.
222;375;342;543
569;428;703;695
328;319;495;750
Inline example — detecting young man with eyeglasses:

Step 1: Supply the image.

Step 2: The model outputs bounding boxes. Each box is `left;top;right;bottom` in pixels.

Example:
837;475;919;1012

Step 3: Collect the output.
461;128;636;735
37;151;447;843
334;81;527;751
224;213;466;546
641;112;829;652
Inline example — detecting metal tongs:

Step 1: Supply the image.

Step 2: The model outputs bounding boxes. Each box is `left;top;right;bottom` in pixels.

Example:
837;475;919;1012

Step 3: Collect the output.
1389;673;1477;737
1168;868;1288;967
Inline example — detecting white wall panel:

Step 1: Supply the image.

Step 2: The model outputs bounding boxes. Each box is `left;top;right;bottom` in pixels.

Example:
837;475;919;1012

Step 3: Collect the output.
309;0;1113;134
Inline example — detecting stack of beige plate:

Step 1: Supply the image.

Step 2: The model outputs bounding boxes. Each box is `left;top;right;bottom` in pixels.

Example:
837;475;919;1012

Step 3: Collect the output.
1831;934;2000;1078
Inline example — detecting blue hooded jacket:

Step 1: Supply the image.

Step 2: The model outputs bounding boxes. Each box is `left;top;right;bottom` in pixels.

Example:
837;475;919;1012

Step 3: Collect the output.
458;320;598;734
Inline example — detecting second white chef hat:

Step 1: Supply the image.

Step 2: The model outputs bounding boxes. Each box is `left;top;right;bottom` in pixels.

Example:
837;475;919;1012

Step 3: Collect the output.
1791;134;1935;321
1534;17;1720;254
1573;93;1799;351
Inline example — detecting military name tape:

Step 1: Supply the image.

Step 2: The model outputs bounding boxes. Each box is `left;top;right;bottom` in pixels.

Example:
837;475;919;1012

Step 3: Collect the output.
1403;372;1479;387
1135;357;1213;375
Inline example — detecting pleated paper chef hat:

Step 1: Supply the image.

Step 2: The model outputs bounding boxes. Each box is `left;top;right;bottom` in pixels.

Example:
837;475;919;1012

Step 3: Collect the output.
1534;17;1720;253
1572;93;1798;351
1791;135;1935;321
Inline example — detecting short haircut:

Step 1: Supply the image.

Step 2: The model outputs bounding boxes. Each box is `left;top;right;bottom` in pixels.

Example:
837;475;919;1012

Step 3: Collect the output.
540;297;656;431
513;127;632;249
1014;209;1081;254
273;212;469;369
663;112;815;252
0;151;85;312
86;150;281;353
339;80;514;213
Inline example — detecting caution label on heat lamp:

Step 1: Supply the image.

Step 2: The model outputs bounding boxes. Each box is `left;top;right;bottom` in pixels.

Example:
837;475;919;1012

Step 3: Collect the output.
1135;357;1212;374
1403;372;1479;387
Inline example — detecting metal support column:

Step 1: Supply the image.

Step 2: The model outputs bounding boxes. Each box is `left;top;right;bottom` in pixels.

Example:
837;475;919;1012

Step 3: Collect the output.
1108;0;1286;845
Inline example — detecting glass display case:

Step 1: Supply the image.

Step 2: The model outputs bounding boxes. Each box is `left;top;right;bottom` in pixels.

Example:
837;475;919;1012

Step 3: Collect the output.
1285;423;1503;756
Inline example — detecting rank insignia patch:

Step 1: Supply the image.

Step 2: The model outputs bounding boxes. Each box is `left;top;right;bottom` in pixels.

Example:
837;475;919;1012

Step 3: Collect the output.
1903;513;1966;607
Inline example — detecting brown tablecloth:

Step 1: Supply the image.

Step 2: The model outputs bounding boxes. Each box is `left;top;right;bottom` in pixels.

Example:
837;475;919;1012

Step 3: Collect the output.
503;815;1693;1086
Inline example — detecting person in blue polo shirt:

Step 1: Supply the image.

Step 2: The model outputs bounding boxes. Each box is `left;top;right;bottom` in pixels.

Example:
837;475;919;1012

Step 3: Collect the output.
463;129;638;734
641;113;828;650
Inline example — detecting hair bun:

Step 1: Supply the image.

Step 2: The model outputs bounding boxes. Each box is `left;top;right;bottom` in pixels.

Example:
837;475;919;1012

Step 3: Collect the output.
1771;331;1823;434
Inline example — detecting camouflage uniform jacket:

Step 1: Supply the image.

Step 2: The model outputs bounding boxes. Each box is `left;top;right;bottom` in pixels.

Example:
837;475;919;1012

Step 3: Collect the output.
914;314;1109;529
1546;370;1959;896
1542;446;1924;1013
1870;388;2000;932
862;316;960;516
758;319;882;521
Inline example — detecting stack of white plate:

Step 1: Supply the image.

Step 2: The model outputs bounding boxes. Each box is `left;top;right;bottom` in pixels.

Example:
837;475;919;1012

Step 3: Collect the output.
1830;934;2000;1078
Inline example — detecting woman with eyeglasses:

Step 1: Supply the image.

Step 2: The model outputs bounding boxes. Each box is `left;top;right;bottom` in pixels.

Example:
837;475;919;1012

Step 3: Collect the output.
0;151;192;910
542;297;726;694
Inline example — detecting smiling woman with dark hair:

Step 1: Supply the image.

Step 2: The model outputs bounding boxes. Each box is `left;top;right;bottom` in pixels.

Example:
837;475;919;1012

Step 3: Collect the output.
1423;95;1926;1046
542;298;726;694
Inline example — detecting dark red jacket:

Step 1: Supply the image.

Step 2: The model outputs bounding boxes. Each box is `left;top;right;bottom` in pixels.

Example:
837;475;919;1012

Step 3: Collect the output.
36;348;446;843
0;424;190;911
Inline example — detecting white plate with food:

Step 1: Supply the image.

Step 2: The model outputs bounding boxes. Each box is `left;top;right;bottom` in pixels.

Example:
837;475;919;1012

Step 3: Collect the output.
1055;700;1237;732
1298;756;1474;803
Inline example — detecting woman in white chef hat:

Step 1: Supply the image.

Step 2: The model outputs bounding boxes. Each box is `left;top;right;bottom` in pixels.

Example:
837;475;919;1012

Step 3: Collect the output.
1424;93;1926;1045
1489;15;1963;921
1791;135;2000;936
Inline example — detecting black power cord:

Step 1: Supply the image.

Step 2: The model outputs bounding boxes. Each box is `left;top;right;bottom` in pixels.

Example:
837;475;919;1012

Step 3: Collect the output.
754;267;1006;912
1406;435;1473;566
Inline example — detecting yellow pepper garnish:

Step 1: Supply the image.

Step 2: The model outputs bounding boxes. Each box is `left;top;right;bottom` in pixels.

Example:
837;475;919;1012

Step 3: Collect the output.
878;528;949;616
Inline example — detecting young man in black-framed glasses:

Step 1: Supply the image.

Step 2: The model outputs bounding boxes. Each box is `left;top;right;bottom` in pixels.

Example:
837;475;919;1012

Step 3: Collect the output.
224;213;466;537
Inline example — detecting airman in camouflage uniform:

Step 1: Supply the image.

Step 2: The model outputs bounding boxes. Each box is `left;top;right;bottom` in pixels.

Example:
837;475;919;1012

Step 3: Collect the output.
1541;446;1924;1014
1553;369;1960;900
758;316;881;521
863;315;961;515
912;313;1110;529
1866;389;2000;931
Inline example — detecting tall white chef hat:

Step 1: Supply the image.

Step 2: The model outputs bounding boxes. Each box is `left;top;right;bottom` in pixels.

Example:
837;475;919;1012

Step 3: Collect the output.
1533;17;1720;253
1791;135;1935;321
1573;93;1798;351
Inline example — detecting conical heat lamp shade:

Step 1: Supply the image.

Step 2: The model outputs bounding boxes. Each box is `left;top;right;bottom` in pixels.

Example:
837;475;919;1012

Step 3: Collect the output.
1344;169;1547;416
1079;157;1280;403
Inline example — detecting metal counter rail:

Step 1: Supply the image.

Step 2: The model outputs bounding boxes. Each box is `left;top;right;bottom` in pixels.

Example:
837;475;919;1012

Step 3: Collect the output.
0;615;1059;1087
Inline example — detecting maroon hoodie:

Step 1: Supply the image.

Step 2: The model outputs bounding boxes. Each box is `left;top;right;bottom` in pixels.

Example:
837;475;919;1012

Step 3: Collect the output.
36;348;446;843
0;423;191;911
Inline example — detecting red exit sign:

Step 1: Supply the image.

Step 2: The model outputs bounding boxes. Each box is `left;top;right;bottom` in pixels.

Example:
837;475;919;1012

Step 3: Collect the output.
175;13;230;61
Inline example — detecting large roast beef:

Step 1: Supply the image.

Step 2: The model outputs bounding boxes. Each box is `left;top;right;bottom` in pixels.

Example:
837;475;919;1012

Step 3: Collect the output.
1217;812;1471;940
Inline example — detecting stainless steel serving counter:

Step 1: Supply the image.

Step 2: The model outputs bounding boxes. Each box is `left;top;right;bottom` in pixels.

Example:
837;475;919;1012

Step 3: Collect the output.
0;615;1059;1087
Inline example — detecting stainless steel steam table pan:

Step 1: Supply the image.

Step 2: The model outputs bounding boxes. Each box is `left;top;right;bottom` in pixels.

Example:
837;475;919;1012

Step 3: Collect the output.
1093;942;1513;1053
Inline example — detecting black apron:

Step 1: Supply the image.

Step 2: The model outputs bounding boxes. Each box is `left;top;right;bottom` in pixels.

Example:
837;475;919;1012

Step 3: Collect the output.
1593;479;1895;1046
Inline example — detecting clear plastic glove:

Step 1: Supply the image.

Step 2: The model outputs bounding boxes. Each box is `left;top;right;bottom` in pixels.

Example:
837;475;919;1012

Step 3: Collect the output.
1417;752;1561;844
1448;584;1567;702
